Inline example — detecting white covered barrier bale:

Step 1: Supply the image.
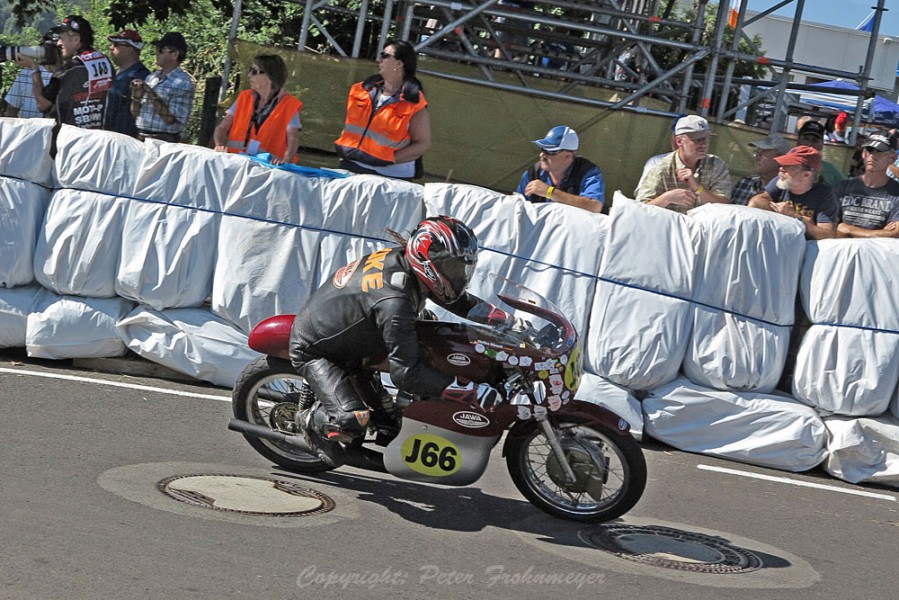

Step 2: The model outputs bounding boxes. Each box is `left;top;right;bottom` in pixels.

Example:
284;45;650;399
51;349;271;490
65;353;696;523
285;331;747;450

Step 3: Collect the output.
0;118;54;288
54;125;144;193
588;193;695;390
212;172;422;333
26;289;133;359
33;188;126;297
0;179;49;288
576;373;644;441
684;205;805;393
425;183;605;340
823;416;899;488
115;140;240;309
0;117;55;186
117;306;261;388
644;377;827;472
115;200;219;310
0;285;43;348
793;240;899;416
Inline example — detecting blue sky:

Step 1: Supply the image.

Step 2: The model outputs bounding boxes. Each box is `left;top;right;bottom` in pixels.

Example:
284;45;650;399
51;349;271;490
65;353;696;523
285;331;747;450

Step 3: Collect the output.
745;0;899;36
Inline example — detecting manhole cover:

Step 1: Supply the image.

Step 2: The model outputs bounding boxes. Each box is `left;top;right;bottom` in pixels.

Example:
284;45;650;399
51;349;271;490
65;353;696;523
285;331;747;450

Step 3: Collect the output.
580;524;763;574
158;474;335;517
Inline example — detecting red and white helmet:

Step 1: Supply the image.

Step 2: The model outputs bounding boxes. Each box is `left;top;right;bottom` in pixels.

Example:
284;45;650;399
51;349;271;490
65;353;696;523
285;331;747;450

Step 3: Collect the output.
405;216;478;303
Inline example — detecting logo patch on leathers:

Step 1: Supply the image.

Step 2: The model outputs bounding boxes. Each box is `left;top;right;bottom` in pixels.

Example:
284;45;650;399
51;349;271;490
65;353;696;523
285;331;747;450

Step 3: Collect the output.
332;259;360;289
354;410;371;427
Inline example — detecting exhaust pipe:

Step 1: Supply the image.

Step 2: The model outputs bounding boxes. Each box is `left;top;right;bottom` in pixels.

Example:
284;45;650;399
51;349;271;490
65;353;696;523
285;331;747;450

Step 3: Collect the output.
228;418;387;473
228;418;315;452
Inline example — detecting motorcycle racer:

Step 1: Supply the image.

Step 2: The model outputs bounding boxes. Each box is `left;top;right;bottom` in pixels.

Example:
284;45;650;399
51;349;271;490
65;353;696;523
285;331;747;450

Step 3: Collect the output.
289;215;508;465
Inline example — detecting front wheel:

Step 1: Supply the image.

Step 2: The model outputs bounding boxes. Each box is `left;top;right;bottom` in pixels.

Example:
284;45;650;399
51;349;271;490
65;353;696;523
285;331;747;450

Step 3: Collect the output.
232;355;332;474
506;417;647;523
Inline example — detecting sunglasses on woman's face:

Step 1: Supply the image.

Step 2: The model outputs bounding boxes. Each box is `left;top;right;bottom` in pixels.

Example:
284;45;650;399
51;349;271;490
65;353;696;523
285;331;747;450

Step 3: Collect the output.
379;51;396;60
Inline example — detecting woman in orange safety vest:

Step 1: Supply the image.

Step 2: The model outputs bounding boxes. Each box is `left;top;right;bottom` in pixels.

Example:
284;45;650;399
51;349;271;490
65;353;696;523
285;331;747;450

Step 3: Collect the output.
334;40;431;180
214;54;303;164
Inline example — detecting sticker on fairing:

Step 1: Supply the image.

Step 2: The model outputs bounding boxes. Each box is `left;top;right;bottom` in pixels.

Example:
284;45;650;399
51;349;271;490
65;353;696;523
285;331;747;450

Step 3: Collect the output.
400;434;461;476
447;353;471;367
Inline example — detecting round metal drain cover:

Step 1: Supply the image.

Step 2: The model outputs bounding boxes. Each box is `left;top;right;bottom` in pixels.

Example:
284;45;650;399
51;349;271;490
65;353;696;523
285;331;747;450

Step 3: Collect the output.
580;524;762;574
158;474;334;517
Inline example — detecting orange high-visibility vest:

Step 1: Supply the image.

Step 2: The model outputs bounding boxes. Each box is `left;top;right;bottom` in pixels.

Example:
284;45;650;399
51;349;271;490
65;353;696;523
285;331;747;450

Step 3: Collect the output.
225;89;303;161
334;79;427;167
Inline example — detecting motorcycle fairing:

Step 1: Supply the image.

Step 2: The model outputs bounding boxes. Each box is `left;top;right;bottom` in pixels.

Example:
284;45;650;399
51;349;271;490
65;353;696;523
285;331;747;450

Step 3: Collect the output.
383;417;500;486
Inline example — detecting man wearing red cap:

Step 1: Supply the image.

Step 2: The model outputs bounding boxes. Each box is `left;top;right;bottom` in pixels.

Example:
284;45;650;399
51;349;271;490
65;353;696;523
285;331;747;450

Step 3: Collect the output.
104;30;150;137
748;146;839;239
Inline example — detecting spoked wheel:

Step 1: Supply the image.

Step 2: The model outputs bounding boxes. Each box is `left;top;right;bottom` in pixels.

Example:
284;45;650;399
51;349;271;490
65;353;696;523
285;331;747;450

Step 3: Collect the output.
232;355;332;473
506;417;647;523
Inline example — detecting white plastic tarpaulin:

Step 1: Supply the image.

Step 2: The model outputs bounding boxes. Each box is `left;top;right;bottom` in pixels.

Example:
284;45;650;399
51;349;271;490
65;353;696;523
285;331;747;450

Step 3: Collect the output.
644;377;827;472
576;373;644;441
823;416;899;485
0;285;41;348
117;306;261;387
683;204;806;392
589;193;696;389
794;240;899;416
0;118;53;288
26;289;133;359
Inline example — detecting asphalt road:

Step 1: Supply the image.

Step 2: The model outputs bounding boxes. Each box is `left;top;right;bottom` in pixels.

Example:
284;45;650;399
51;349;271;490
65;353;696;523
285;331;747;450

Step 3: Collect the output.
1;352;897;600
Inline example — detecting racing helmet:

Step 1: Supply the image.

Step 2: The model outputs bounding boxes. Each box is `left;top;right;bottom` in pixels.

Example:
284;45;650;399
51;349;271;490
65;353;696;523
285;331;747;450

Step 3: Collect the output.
405;216;478;303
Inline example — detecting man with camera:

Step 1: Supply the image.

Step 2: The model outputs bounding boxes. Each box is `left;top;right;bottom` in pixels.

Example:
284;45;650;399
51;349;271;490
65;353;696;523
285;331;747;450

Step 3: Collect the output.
17;15;113;130
4;32;62;118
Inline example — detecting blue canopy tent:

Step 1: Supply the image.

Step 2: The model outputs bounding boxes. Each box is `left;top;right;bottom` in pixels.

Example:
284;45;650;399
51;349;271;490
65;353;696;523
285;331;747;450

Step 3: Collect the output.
798;80;899;127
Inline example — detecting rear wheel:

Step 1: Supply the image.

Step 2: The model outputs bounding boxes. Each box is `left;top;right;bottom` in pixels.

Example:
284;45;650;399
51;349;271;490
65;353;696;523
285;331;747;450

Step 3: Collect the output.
506;417;646;522
232;355;332;473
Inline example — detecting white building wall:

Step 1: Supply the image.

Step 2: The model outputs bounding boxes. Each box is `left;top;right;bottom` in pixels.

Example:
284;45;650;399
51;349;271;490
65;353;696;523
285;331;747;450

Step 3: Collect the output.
743;12;899;92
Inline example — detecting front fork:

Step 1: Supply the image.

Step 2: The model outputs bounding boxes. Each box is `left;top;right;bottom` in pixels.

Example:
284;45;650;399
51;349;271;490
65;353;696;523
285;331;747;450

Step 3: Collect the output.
535;413;578;485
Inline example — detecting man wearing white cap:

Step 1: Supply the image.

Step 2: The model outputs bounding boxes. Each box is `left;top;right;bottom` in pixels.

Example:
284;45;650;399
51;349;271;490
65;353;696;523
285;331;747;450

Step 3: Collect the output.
636;115;731;213
834;131;899;238
731;134;791;205
516;125;605;213
104;29;150;137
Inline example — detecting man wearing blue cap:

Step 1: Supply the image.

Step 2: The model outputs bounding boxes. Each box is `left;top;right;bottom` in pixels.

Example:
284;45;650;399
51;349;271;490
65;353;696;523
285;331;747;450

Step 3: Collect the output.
516;125;605;213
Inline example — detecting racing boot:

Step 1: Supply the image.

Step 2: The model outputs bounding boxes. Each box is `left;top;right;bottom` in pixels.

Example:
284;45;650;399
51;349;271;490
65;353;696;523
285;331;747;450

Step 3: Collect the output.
295;402;348;468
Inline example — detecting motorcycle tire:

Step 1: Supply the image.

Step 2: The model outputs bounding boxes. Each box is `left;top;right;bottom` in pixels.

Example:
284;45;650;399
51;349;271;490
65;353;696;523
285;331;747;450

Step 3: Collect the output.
506;416;647;523
232;355;333;474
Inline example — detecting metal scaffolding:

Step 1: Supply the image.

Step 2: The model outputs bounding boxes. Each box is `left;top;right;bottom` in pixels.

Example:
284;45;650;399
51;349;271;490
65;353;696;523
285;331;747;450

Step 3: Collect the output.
224;0;890;137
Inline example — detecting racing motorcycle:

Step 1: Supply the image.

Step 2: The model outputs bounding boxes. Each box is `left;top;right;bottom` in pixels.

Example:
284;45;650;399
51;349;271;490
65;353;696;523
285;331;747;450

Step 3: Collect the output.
228;276;646;523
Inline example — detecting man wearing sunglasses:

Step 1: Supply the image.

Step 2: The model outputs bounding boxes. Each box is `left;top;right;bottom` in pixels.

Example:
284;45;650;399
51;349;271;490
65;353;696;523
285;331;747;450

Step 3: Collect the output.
131;32;195;143
104;29;150;137
516;125;605;213
833;131;899;238
636;115;732;213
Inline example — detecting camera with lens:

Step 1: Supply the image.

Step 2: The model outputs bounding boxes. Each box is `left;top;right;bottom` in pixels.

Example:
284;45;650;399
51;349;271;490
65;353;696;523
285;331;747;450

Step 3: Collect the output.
0;34;60;64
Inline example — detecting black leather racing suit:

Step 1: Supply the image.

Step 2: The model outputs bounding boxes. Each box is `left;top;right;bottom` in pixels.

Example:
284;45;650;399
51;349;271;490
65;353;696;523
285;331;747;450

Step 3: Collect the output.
289;245;481;438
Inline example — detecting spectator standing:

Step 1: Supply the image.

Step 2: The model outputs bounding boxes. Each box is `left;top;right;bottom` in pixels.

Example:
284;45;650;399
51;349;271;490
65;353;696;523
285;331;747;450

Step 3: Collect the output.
17;15;112;129
833;131;899;238
104;30;150;137
335;40;430;180
731;134;791;205
635;115;732;213
131;32;195;143
5;32;61;118
214;54;303;165
796;120;845;187
515;125;604;213
748;146;838;240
